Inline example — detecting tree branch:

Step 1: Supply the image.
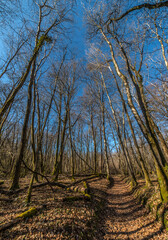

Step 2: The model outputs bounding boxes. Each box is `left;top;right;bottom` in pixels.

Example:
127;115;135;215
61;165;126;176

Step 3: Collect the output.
110;1;168;22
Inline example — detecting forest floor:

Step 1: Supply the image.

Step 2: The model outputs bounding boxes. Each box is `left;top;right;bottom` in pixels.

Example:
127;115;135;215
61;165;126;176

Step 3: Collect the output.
0;175;168;239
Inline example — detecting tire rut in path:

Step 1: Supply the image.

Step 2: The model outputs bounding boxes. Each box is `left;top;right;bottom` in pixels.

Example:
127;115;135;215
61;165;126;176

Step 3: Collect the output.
93;176;168;240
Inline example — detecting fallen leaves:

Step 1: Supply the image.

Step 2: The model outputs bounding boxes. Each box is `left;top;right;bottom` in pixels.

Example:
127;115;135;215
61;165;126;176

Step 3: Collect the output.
0;176;168;239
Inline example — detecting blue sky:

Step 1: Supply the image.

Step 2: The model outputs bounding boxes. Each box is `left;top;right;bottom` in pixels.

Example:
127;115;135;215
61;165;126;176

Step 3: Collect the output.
0;0;86;56
70;1;86;59
0;0;87;88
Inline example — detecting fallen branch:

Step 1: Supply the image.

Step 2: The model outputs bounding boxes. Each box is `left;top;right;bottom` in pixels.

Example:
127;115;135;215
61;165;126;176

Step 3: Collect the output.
21;159;56;195
0;181;67;196
0;206;43;233
0;218;21;233
62;195;91;202
16;207;37;218
0;198;13;202
66;181;91;200
67;175;98;188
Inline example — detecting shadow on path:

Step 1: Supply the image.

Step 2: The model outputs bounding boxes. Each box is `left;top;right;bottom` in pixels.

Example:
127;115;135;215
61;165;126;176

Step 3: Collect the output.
92;176;166;240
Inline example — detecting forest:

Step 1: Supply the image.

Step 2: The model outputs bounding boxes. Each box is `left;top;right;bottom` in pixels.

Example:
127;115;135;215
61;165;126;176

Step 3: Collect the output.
0;0;168;239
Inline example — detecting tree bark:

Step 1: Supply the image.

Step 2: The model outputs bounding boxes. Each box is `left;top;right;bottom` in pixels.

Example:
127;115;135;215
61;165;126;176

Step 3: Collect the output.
10;59;36;190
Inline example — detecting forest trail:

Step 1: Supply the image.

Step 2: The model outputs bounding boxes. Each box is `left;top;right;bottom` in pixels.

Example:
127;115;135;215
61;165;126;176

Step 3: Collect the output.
89;176;168;240
0;176;168;239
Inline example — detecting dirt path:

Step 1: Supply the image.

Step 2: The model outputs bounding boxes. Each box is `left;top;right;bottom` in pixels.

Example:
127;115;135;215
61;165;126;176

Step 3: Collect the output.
90;176;168;240
0;176;167;239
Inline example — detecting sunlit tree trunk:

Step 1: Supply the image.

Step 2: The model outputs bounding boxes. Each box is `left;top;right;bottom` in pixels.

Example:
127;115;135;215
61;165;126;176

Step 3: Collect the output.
107;66;152;186
100;27;168;201
99;72;137;187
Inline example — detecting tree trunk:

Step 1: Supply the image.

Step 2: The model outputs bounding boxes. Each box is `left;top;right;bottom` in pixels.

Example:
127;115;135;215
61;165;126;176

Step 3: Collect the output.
90;112;97;174
108;66;152;186
100;28;168;200
10;60;36;190
101;91;110;178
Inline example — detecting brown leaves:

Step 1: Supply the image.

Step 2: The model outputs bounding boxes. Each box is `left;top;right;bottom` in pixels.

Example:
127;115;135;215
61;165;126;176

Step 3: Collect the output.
0;176;168;239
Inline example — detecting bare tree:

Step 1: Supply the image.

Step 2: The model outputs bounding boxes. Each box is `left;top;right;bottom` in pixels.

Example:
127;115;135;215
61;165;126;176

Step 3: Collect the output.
85;1;168;201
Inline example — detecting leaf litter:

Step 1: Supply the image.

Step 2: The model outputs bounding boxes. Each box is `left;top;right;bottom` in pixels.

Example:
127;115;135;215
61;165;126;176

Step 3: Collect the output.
0;175;168;239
